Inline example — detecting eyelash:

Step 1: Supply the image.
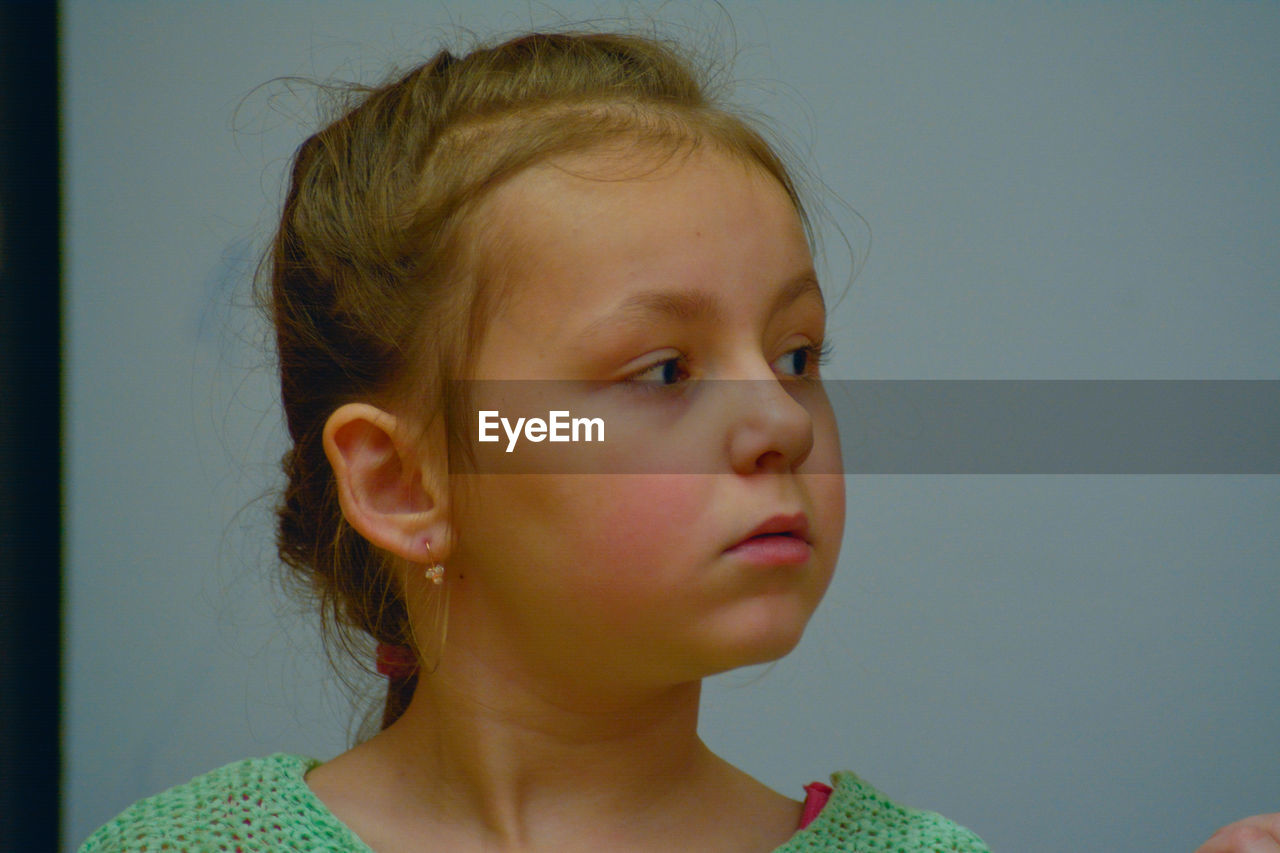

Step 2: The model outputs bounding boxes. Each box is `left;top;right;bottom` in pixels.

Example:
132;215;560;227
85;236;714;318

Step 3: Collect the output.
626;340;832;387
777;340;834;379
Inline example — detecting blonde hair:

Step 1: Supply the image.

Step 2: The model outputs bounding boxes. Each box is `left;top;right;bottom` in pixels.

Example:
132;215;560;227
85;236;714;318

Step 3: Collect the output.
265;31;810;729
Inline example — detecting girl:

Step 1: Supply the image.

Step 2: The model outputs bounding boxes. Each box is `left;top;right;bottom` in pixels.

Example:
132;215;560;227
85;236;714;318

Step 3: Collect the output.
78;30;1273;853
78;30;984;853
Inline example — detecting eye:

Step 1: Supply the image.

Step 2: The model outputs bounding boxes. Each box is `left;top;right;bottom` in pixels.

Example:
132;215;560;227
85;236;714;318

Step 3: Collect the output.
773;341;831;379
627;355;689;386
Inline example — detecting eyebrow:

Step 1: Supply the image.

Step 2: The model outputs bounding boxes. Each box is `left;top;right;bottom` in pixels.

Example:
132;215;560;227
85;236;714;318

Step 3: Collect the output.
770;273;825;315
575;272;823;342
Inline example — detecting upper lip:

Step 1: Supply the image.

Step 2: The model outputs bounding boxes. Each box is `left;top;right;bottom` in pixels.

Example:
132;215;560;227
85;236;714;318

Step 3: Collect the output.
732;512;811;547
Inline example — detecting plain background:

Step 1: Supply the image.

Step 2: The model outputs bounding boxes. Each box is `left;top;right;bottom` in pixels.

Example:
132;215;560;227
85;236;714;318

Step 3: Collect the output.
62;2;1279;851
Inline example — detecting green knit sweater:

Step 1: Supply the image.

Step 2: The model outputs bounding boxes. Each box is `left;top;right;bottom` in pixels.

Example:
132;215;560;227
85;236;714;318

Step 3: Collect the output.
80;753;990;852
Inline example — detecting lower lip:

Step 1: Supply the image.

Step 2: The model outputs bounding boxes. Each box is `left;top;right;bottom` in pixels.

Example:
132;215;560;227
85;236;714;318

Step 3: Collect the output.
725;535;811;566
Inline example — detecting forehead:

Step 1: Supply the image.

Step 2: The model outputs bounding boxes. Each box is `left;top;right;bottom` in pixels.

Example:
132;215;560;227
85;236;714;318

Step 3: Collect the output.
473;145;815;343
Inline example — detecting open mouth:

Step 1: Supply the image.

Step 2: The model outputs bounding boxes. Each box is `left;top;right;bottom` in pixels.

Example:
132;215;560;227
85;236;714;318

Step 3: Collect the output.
735;512;810;547
745;531;802;543
726;514;812;565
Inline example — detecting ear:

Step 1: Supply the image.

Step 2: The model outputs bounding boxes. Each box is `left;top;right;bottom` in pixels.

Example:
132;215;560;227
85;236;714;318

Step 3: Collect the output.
322;402;453;564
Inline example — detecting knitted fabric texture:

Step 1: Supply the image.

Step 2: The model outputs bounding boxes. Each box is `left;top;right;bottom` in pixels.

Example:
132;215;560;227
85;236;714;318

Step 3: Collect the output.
80;753;990;853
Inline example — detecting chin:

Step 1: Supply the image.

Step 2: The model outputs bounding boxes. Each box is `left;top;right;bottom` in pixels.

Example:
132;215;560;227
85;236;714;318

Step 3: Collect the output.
698;606;814;676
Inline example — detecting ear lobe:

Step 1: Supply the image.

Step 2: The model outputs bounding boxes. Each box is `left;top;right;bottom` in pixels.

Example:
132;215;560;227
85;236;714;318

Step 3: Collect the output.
322;402;451;563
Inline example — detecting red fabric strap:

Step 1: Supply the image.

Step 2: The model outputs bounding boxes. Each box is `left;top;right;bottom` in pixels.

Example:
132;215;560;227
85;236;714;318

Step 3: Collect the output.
799;781;833;829
375;643;418;680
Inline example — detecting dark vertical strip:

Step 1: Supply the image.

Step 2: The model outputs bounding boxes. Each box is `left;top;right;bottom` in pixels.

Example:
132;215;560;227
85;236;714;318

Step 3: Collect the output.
0;2;63;851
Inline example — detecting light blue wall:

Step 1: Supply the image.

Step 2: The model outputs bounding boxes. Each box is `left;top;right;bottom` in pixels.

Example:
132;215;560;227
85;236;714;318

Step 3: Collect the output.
63;3;1279;851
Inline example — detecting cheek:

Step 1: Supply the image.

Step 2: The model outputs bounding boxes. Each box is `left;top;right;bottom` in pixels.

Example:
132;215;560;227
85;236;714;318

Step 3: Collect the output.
559;475;712;590
454;474;713;594
806;406;847;566
810;474;846;561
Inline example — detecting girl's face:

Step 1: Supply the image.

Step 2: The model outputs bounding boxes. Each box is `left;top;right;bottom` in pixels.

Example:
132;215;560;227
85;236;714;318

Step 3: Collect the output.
441;145;845;700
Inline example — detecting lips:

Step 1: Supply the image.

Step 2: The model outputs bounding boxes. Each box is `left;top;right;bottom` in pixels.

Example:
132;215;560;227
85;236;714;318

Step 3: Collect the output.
722;512;812;567
734;512;811;547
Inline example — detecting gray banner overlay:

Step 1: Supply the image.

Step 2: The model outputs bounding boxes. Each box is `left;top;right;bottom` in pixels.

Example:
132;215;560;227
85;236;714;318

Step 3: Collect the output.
456;381;1280;474
829;381;1279;474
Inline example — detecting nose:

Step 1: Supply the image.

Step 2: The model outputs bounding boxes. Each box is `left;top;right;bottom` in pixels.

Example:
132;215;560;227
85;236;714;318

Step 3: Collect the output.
723;378;816;475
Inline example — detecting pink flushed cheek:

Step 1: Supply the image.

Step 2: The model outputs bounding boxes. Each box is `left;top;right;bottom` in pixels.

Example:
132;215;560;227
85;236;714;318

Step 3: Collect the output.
571;475;712;587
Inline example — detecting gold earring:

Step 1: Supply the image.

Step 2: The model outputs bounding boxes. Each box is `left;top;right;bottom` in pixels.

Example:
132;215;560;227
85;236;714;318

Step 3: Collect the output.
424;541;444;585
412;539;450;675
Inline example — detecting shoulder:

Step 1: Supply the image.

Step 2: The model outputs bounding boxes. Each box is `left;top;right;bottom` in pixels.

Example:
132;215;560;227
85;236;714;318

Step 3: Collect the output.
776;771;991;853
77;753;371;853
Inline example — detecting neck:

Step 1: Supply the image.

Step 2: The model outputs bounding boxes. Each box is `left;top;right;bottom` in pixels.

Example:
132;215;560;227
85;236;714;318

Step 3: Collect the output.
409;660;707;793
309;650;803;852
369;650;732;848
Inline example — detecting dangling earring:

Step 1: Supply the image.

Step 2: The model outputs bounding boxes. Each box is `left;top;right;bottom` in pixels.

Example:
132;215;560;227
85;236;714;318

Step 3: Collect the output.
413;539;449;674
423;540;444;585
